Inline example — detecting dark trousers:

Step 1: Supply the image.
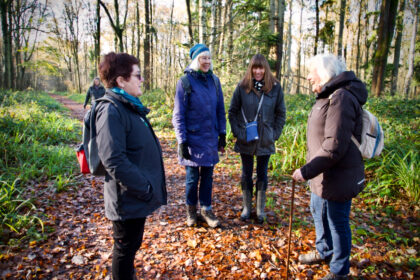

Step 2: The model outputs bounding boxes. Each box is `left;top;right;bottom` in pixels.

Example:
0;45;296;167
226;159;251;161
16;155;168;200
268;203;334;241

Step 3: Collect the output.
185;165;214;208
240;154;270;189
112;217;146;280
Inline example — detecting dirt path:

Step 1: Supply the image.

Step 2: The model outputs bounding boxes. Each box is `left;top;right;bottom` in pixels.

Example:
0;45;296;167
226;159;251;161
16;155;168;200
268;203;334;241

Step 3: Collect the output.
1;95;418;279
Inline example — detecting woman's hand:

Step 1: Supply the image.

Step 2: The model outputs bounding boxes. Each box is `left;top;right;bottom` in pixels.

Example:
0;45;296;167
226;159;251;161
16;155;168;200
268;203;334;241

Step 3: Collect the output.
292;169;305;182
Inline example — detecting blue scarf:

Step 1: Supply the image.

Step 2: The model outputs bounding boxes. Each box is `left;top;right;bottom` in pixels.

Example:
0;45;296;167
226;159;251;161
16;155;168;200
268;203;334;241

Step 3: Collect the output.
111;87;147;113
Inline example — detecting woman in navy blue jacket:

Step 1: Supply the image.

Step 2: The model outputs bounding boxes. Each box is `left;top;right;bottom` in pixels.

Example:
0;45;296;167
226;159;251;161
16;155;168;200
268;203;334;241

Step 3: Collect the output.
172;44;226;228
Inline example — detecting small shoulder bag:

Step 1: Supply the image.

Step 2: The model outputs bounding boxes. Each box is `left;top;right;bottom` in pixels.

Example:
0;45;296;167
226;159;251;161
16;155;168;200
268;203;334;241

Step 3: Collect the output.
241;94;264;142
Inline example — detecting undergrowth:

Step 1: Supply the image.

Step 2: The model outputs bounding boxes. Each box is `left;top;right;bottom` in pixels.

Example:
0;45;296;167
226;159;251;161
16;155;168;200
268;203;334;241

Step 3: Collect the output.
0;90;81;245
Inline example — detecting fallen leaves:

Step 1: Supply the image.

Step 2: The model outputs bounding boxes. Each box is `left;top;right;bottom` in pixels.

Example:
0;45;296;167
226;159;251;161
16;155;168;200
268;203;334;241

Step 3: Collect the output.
0;129;419;279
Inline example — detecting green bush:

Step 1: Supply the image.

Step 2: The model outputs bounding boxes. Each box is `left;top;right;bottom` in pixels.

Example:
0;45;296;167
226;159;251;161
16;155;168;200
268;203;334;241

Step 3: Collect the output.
0;90;81;245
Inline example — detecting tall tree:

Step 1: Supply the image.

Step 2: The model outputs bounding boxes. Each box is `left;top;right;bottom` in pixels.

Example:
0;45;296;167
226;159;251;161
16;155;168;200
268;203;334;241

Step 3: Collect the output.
336;0;346;57
269;0;275;33
144;0;151;89
283;0;292;93
275;0;285;80
185;0;194;46
314;0;319;55
199;0;206;44
390;0;405;95
355;0;364;77
0;0;13;89
371;0;399;97
296;0;304;94
99;0;128;52
404;0;419;97
210;0;217;52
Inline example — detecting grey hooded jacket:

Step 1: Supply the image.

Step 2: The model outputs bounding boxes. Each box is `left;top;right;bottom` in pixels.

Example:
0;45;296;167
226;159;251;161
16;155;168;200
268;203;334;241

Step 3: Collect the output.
95;90;167;221
228;82;286;155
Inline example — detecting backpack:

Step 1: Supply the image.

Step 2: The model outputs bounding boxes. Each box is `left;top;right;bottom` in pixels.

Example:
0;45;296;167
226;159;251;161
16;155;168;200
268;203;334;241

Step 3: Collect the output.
328;91;384;159
76;96;118;176
351;109;384;159
180;73;221;104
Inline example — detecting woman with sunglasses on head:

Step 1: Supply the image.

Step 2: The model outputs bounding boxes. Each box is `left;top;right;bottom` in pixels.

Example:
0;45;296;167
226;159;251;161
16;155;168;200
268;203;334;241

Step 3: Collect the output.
228;54;286;223
96;52;167;280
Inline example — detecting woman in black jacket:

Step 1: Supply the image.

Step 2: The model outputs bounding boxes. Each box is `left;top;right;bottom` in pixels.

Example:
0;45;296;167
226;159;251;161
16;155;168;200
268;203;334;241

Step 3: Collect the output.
83;77;105;108
228;54;286;223
96;52;167;280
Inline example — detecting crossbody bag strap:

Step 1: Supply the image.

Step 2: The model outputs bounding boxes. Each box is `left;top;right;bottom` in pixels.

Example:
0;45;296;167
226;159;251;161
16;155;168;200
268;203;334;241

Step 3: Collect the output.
241;93;264;123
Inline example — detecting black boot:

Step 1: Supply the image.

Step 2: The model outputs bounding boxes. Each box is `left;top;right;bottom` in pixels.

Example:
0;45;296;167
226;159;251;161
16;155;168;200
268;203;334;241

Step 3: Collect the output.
256;181;267;223
240;180;253;220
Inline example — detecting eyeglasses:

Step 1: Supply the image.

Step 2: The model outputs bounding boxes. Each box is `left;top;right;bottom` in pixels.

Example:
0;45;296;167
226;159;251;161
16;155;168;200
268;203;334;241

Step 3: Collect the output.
131;74;142;81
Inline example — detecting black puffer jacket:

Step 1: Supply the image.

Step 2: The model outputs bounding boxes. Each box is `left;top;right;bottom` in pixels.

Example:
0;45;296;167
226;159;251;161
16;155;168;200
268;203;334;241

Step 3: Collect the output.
84;85;106;107
95;90;167;221
228;82;286;155
300;71;367;202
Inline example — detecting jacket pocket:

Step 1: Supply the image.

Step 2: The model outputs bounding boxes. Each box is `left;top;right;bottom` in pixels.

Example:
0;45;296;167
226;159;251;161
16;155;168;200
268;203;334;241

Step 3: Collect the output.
186;123;200;133
261;123;274;147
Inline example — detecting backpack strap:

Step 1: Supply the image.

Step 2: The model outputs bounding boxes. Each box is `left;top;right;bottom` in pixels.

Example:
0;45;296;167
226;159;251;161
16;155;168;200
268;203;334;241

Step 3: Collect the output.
211;73;221;98
180;75;191;104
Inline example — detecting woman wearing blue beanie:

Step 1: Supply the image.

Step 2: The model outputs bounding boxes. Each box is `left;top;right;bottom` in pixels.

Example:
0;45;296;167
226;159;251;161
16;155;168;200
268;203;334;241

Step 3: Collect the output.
172;44;226;228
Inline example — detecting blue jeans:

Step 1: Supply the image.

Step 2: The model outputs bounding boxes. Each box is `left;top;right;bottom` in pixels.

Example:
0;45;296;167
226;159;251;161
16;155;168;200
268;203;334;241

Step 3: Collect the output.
185;166;214;209
240;154;270;188
310;192;352;276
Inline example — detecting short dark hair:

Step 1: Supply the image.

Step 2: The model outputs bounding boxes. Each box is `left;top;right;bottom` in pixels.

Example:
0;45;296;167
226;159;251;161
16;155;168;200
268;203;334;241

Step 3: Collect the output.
98;52;139;88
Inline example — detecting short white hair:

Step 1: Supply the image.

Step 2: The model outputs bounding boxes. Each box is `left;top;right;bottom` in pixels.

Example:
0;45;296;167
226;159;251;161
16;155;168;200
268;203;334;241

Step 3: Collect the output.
309;54;346;85
189;51;213;71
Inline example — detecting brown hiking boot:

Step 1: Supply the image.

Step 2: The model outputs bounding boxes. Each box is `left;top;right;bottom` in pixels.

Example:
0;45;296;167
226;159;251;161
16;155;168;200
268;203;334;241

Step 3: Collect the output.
298;250;331;265
186;205;197;227
200;208;220;228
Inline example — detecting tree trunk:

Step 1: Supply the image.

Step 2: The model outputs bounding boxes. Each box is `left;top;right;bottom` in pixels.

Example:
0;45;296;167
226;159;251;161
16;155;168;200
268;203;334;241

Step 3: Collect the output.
283;0;292;93
269;0;275;33
275;0;285;80
136;2;140;61
296;0;304;94
371;0;399;97
404;0;419;97
94;0;101;76
314;0;319;55
355;0;363;77
210;0;217;52
336;0;346;57
390;0;405;95
226;0;233;78
0;0;13;89
185;0;194;46
199;0;206;44
144;0;151;90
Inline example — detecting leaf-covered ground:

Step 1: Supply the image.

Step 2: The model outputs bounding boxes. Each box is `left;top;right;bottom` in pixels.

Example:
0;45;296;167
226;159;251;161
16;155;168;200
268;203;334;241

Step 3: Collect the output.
0;96;418;279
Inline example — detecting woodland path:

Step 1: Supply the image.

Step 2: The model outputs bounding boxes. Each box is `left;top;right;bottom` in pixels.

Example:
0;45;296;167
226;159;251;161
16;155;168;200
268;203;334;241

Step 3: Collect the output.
0;95;418;279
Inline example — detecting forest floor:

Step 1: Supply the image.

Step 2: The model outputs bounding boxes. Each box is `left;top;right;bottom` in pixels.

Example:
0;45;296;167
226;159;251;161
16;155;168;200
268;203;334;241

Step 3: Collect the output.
0;95;419;279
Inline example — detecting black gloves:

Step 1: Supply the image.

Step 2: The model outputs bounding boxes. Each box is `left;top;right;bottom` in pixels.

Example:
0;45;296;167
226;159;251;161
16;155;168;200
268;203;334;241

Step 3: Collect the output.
179;143;191;160
218;134;226;151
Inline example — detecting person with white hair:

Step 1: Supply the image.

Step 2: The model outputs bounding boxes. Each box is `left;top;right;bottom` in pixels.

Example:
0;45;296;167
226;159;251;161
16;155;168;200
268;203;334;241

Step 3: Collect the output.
172;44;226;228
292;54;368;280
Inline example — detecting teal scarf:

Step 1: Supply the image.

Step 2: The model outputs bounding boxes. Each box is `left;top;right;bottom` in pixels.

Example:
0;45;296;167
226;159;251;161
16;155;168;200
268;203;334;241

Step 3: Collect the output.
111;87;147;113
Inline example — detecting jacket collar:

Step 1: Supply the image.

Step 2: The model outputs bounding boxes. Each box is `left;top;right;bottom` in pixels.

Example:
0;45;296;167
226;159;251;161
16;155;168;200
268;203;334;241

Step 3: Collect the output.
105;89;150;116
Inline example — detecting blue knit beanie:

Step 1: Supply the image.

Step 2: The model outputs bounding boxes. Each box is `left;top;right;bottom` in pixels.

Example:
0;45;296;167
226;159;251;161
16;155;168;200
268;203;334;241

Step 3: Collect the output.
189;44;210;60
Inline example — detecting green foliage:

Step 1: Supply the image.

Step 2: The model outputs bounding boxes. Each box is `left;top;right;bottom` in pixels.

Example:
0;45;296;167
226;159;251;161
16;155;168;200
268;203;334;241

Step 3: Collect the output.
0;90;81;245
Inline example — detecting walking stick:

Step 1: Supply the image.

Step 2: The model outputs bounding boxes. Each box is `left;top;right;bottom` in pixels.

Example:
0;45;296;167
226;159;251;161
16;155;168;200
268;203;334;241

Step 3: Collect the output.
285;179;296;280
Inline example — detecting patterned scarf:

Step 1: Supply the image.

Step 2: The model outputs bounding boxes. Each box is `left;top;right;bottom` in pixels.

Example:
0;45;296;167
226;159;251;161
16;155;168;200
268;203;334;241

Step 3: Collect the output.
253;79;264;92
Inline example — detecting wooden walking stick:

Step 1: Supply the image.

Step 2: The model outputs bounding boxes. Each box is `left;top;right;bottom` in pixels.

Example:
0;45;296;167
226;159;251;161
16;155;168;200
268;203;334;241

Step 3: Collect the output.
285;179;296;280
